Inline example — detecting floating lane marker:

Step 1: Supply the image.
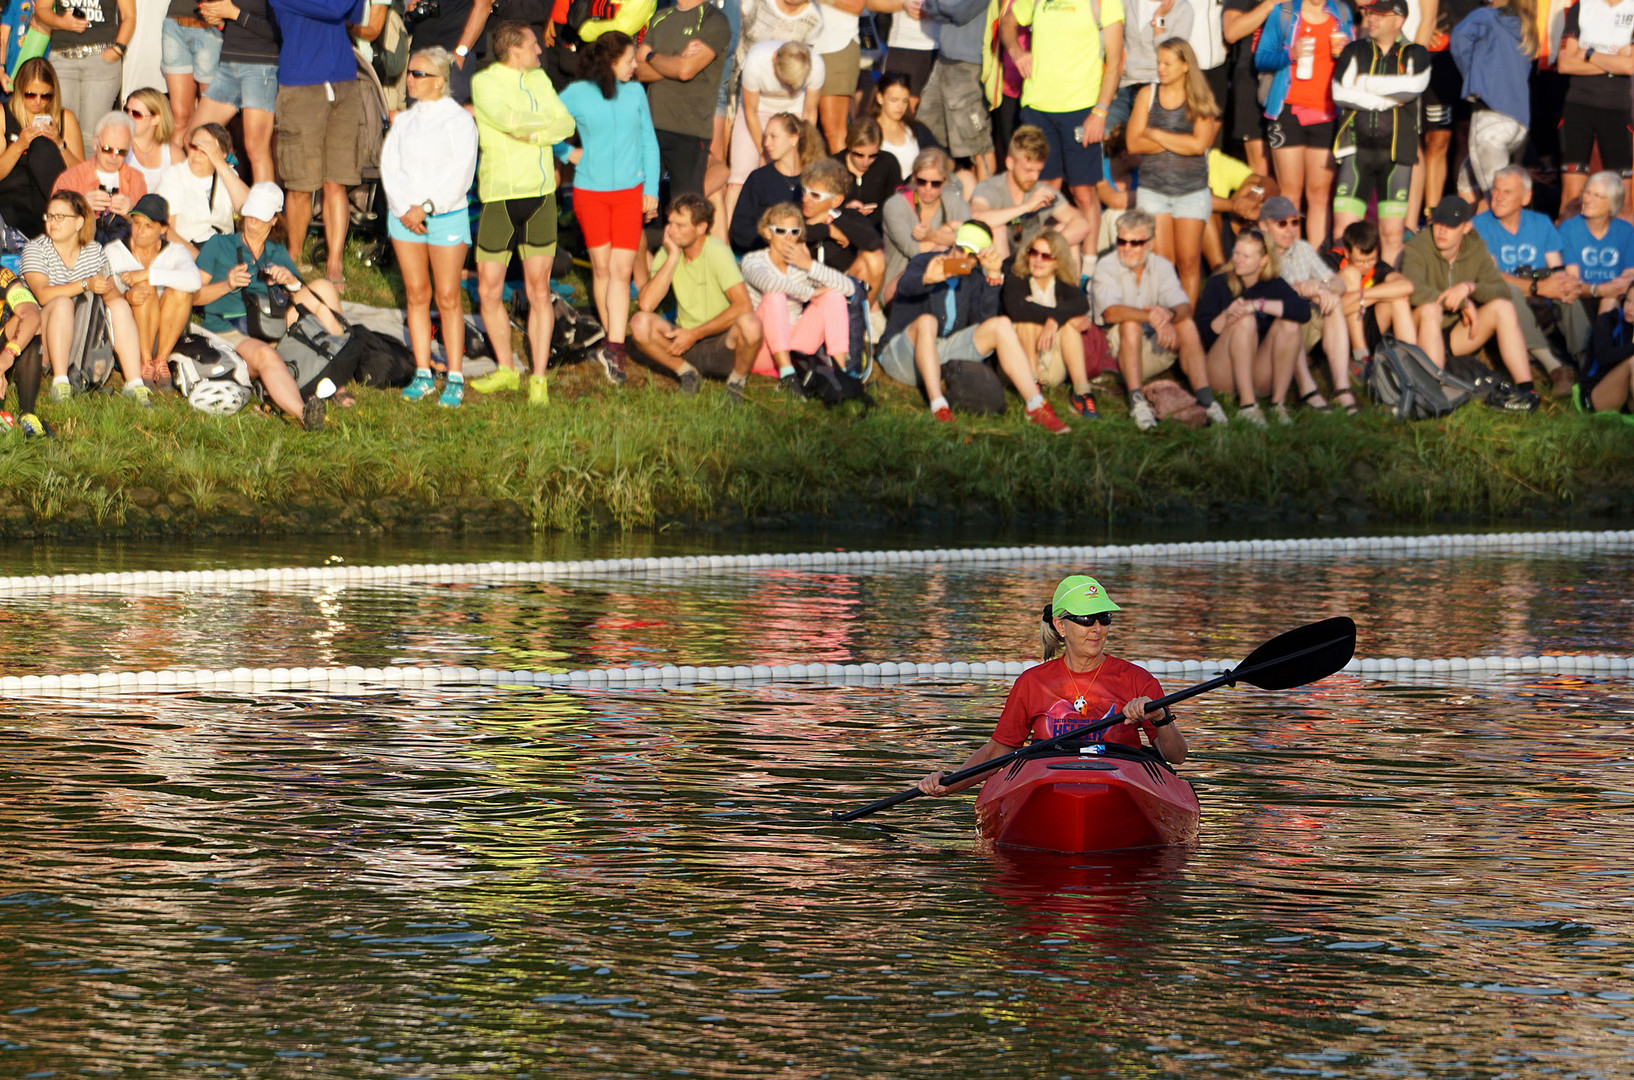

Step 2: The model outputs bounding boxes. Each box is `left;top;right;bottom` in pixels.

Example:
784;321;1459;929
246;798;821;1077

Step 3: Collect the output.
1;654;1630;697
0;529;1629;598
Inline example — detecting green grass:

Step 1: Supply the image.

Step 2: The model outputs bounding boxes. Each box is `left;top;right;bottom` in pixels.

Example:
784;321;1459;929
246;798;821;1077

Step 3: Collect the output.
4;354;1632;538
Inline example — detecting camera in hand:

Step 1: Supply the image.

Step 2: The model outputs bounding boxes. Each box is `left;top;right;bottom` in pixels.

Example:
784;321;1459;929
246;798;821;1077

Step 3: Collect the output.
405;0;441;24
942;251;978;276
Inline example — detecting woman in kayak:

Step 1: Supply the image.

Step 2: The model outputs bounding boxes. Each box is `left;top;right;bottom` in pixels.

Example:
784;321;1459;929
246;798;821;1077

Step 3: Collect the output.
918;575;1188;796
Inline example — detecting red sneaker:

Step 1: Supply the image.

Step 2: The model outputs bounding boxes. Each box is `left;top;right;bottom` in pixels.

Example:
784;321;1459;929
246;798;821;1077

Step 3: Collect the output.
1026;400;1070;434
931;405;954;422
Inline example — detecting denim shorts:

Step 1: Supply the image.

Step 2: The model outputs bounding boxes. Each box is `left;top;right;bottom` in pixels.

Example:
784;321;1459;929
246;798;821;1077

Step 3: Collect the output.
160;18;223;82
387;206;472;247
1135;184;1213;222
879;323;987;386
203;59;278;113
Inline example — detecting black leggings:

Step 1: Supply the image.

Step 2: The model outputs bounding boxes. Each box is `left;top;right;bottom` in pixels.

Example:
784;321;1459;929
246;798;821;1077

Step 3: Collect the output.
8;337;43;416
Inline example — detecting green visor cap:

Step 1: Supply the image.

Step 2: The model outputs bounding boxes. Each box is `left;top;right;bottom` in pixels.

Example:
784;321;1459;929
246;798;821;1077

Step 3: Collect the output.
954;221;993;253
1050;575;1121;618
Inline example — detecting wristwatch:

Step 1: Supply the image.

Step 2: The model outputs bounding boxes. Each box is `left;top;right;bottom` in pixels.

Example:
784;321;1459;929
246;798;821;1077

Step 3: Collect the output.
420;199;435;215
455;44;470;58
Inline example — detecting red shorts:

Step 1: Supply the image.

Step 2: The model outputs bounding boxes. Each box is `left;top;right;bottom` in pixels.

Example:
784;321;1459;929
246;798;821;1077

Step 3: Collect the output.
572;186;644;251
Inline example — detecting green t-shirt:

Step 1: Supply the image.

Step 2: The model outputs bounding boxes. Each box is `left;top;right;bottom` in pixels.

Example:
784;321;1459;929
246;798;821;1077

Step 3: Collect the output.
1012;0;1125;113
651;236;742;330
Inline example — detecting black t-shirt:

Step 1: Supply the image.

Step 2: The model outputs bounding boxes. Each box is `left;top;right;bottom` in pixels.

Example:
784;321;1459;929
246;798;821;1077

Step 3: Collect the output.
1563;0;1634;110
807;208;881;274
1001;269;1090;326
1194;273;1312;349
52;0;120;48
1224;0;1267;74
729;164;802;254
220;0;280;65
835;150;901;232
409;0;474;52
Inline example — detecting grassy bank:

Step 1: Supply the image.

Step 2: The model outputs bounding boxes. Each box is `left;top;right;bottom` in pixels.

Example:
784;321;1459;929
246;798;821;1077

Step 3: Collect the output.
4;348;1632;538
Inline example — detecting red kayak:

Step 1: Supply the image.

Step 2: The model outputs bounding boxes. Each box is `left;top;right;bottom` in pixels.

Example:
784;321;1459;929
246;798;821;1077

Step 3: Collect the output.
974;744;1200;853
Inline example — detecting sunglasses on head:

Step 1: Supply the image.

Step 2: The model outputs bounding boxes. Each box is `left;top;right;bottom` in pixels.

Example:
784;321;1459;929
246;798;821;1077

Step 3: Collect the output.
768;224;804;237
1059;612;1112;627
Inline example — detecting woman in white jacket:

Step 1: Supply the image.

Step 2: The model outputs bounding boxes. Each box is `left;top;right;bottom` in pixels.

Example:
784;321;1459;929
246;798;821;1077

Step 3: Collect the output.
740;201;853;384
381;47;480;409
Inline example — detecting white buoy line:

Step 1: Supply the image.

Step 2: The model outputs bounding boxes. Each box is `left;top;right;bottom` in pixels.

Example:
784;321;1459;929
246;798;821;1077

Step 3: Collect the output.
0;529;1629;599
1;653;1629;697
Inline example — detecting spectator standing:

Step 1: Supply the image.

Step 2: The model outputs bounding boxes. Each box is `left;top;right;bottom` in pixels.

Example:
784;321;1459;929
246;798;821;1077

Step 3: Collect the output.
1001;226;1099;418
1331;0;1428;269
730;112;817;253
467;21;575;404
559;30;662;386
1402;194;1540;408
21;190;150;406
629;192;766;400
1552;0;1634;218
270;0;366;290
880;219;1072;431
408;0;478;102
159;122;249;252
0;59;81;238
1109;0;1194;130
875;0;939;106
1195;226;1309;424
1255;0;1353;248
1417;0;1480;226
883;146;971;296
733;0;824;93
1000;0;1125;251
636;0;732;199
1125;36;1217;303
160;0;223;150
1559;171;1634;315
383;47;479;407
1472;165;1590;395
1222;0;1276;176
1448;0;1538;200
106;193;201;387
969;125;1090;270
37;0;133;158
812;0;862;152
835;117;901;230
917;0;995;183
122;88;174;190
729;41;823;215
741;201;855;382
192;0;280;185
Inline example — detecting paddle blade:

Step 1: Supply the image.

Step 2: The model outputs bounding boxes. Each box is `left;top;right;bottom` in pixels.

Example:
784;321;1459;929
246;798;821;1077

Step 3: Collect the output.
1234;616;1356;691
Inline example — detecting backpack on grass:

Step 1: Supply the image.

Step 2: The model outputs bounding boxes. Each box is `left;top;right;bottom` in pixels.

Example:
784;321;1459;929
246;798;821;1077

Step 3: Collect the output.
1365;335;1476;420
67;294;116;394
790;349;874;409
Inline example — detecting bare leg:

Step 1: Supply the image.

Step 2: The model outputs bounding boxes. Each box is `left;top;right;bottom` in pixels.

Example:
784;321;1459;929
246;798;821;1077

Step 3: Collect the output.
604;247;635;348
239;338;305;418
909;314;945;403
1303;147;1334;247
129;289;160;375
41;297;74;379
154;288;194;371
972;316;1041;400
285;189;314;266
241;108;276;185
476;260;516;372
322;181;350;284
1173;216;1206;305
628;311;680;372
1414;303;1447;368
587;243;613;336
431;244;468;374
1059;317;1091;394
1267;319;1302;404
1560;171;1587;220
1118;321;1148;395
1423;129;1452;218
104;297;144;383
727;312;763;378
1173;317;1210;396
1590;357;1634;411
395;237;435;370
520;254;556;376
165;72;201;156
1449;298;1531;385
1272;146;1305;220
819;95;850;153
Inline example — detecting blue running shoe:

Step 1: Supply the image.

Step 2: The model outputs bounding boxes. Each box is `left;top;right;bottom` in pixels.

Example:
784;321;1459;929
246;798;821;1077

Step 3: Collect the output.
438;376;465;408
402;370;436;401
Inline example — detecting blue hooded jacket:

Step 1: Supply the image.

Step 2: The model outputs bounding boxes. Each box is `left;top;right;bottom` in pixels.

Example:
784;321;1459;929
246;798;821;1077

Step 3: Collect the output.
1254;0;1355;121
1449;7;1531;128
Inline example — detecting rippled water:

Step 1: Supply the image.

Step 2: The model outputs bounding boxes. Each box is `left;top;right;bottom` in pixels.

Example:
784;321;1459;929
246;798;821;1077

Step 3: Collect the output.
3;538;1634;1077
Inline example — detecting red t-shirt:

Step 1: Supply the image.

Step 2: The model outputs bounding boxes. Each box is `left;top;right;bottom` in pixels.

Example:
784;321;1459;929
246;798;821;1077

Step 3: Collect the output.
1284;13;1339;118
991;656;1163;749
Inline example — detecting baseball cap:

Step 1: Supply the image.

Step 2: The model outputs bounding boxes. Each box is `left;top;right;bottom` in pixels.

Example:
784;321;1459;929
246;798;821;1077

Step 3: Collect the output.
954;221;993;253
240;182;284;222
1430;195;1472;227
1049;575;1121;618
1261;195;1301;222
1364;0;1408;16
129;194;168;225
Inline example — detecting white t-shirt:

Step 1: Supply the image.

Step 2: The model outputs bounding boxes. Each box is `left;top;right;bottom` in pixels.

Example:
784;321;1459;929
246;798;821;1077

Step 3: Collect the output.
742;38;828;110
157;163;236;246
812;0;859;53
881;129;918;175
125;144;173;193
887;6;939;50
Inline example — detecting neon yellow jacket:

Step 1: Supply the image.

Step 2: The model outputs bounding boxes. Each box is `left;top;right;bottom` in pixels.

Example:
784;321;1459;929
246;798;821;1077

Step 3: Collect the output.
471;63;577;203
578;0;656;42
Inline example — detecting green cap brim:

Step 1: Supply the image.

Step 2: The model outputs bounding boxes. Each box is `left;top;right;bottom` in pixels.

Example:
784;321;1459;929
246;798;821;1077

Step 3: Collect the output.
1051;575;1121;617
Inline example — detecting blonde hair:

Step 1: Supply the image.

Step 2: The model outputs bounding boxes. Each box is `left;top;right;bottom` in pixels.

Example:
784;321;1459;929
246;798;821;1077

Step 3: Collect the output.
1494;0;1540;58
1226;229;1279;296
766;112;823;166
1157;37;1220;122
772;42;813;90
1009;125;1050;165
909;146;954;184
10;58;64;133
1012;227;1076;285
758;201;804;237
410;48;454;98
126;87;174;144
1041;610;1067;661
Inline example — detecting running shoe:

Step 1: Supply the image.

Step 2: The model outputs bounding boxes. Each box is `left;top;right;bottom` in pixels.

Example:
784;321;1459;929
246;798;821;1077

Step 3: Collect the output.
124;384;154;410
678;370;701;396
1272;401;1293;426
725;377;746;407
594;346;627;386
528;375;549;406
402;370;437;401
1068;389;1098;420
470;366;521;394
777;373;802;397
49;382;72;405
438;377;465;408
1204;401;1230;426
1500;388;1541;413
18;413;47;438
302;395;326;432
1237;403;1269;429
1129;396;1158;431
1026;400;1070;434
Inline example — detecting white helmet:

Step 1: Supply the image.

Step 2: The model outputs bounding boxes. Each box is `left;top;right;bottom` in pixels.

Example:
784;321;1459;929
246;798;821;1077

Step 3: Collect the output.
187;379;253;416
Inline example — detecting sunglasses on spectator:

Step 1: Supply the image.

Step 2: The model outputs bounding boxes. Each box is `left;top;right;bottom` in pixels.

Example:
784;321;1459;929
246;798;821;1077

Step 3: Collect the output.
801;186;837;201
1029;248;1055;261
1058;612;1112;627
914;176;945;188
407;69;437;79
1116;237;1150;248
125;106;149;119
24;91;52;101
98;144;127;155
848;149;879;161
768;225;804;237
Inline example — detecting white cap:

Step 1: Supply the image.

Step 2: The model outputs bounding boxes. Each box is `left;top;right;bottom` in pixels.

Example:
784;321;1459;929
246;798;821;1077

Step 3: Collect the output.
241;182;284;222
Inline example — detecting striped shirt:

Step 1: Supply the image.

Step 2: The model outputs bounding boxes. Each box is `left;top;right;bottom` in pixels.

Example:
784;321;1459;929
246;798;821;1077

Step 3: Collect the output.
21;236;111;287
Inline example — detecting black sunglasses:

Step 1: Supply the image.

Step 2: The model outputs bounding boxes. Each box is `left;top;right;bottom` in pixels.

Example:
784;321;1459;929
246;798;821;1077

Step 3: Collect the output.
1059;612;1112;627
406;68;437;79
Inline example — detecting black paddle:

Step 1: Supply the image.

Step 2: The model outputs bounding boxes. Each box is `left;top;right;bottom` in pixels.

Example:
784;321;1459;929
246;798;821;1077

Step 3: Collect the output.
830;616;1357;823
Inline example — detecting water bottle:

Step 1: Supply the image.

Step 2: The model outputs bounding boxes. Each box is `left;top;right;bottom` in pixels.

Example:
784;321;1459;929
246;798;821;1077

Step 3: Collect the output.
1295;36;1314;80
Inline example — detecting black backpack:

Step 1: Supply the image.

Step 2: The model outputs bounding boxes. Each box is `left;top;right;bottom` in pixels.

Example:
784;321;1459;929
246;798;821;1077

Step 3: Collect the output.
351;325;417;388
1365;334;1477;420
789;349;874;409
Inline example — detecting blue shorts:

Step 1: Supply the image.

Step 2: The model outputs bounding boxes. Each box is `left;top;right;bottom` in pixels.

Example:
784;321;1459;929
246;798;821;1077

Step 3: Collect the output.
203;59;278;113
388;206;472;247
160;18;223;83
1019;105;1105;189
1135;185;1213;222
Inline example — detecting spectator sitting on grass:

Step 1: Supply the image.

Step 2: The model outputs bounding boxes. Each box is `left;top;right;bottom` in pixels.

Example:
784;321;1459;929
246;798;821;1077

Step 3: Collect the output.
1336;220;1414;407
878;219;1072;433
105;195;202;391
834;118;900;232
1195;227;1310;428
740;201;854;389
628;192;765;403
1402;195;1540;411
969;125;1090;274
0;266;46;438
1090;209;1215;431
1260;196;1346;413
158;123;250;256
883;147;971;303
1557;171;1634;319
52;111;146;239
192;181;354;419
21;191;152;410
1002;227;1098;420
796;157;884;316
1581;283;1634;415
729;112;818;255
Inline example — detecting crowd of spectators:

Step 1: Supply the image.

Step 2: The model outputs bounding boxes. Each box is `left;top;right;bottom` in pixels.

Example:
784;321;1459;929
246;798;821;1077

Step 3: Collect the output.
2;0;1634;441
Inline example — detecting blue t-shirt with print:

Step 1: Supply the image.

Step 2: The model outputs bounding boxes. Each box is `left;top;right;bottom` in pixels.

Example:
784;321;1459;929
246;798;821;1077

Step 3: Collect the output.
1472;209;1566;275
1558;215;1634;286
